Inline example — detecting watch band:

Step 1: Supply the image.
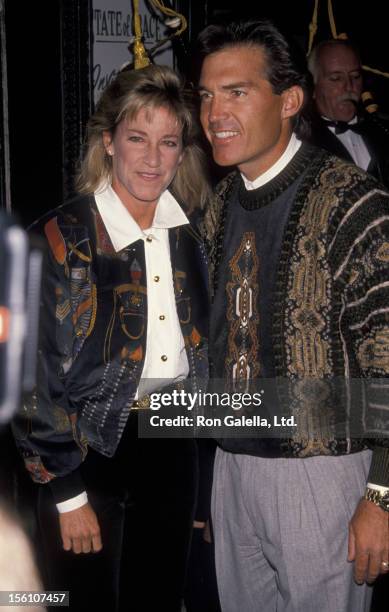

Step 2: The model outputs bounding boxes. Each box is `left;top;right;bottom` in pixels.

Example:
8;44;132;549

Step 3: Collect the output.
364;487;389;512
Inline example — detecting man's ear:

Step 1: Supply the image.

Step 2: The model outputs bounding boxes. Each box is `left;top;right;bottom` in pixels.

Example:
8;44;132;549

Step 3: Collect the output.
281;86;304;119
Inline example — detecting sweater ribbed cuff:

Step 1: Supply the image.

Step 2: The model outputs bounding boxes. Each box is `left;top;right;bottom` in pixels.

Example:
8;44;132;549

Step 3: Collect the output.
48;469;85;504
367;447;389;487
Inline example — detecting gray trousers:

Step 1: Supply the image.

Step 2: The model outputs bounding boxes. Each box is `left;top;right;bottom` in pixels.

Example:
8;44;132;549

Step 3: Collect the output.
212;448;373;612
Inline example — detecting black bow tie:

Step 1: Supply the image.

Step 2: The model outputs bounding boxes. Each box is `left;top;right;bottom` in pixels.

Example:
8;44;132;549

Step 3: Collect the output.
323;119;364;135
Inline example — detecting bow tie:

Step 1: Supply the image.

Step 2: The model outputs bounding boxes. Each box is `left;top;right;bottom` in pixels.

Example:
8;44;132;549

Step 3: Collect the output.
323;119;364;135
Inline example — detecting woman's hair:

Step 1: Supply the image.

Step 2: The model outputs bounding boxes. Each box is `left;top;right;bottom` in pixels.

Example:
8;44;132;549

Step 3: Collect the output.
76;64;211;212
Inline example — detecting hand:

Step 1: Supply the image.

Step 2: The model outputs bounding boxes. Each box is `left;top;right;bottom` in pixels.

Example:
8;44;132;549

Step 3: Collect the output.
193;520;206;529
59;502;102;554
193;519;212;543
348;498;389;584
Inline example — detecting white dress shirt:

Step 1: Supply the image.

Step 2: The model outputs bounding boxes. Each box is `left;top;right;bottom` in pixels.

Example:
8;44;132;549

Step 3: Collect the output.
241;133;302;189
325;116;371;171
56;184;190;513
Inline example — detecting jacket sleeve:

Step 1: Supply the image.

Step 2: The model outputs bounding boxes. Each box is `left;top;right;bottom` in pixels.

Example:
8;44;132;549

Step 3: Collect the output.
12;217;88;499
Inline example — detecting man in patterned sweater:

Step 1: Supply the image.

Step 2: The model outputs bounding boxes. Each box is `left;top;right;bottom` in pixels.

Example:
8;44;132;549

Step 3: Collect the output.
196;18;389;612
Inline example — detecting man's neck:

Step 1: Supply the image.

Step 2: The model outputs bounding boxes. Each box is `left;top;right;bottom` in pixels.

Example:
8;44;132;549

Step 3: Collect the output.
239;130;293;182
240;133;302;191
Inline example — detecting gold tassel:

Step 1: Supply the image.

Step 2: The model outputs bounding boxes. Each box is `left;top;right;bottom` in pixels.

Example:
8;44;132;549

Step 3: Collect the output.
132;0;151;69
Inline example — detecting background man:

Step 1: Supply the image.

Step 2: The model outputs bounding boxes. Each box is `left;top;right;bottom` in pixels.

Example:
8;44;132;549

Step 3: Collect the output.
197;18;389;612
308;38;389;187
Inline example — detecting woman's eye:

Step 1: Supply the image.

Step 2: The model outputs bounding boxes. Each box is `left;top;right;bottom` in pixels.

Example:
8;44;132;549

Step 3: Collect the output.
163;140;178;148
128;136;143;143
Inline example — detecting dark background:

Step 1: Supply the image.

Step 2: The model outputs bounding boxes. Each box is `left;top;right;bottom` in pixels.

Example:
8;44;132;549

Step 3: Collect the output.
1;2;389;607
2;0;389;224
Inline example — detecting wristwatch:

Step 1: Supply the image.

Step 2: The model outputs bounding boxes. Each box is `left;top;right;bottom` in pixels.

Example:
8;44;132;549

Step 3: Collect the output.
364;487;389;512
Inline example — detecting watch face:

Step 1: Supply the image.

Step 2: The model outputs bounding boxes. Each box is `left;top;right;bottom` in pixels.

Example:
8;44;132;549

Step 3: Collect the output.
379;492;389;512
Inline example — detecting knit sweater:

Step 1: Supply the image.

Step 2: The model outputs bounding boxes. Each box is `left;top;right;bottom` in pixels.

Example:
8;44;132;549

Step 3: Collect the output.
202;143;389;485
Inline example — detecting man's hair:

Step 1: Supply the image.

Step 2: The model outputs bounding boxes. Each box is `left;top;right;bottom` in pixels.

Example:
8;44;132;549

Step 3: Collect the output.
77;64;211;212
196;18;312;138
308;39;361;83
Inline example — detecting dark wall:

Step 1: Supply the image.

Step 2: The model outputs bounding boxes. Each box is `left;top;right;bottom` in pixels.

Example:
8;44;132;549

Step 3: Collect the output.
3;0;389;229
5;1;63;227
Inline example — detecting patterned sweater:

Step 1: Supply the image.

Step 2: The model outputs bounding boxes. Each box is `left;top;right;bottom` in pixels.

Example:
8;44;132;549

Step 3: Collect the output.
203;143;389;485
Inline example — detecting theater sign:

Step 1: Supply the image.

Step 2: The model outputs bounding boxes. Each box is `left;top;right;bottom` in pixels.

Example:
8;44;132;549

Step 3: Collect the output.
93;0;173;104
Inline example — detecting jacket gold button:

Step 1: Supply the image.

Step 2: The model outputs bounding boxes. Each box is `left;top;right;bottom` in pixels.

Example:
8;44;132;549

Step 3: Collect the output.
161;355;168;361
146;236;152;242
159;315;165;320
154;275;160;282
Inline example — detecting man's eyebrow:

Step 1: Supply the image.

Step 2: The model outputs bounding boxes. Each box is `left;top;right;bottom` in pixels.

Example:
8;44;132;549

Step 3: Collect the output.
222;81;256;89
198;80;256;91
327;69;361;75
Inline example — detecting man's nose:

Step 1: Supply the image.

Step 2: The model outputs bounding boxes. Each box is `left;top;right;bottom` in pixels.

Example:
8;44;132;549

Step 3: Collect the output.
345;75;358;93
208;96;229;123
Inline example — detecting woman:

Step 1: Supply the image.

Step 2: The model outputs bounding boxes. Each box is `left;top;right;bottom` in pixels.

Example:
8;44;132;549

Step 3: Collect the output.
13;64;210;611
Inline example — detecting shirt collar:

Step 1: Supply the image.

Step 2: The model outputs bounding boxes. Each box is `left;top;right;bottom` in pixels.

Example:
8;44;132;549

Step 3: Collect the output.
322;115;358;132
94;183;189;252
241;133;302;191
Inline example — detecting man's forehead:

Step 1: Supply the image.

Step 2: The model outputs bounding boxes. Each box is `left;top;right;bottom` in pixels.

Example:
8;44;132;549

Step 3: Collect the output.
200;45;266;85
320;46;360;72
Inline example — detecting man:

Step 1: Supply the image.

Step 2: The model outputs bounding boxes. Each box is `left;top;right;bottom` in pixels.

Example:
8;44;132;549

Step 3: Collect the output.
12;65;210;611
197;18;389;612
308;38;389;188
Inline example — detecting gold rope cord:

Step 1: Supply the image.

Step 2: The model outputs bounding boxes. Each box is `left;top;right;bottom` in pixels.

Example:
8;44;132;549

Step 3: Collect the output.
149;0;187;37
132;0;151;69
362;65;389;79
130;1;188;67
307;0;389;81
307;0;319;55
327;0;338;40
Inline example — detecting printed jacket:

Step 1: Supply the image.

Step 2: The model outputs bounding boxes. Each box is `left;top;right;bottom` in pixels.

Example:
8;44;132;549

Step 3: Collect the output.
13;194;209;486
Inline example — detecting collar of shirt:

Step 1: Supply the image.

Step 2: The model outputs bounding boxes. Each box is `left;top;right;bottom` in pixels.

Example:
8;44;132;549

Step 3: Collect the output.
94;183;189;252
241;133;302;191
323;115;358;133
322;115;370;171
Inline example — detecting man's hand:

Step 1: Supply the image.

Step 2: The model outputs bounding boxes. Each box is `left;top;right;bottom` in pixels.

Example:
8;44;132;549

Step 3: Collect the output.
348;498;389;584
59;502;102;554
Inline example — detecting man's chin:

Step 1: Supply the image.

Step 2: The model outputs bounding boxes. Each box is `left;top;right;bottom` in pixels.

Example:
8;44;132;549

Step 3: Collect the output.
336;115;356;123
335;105;357;123
212;151;238;167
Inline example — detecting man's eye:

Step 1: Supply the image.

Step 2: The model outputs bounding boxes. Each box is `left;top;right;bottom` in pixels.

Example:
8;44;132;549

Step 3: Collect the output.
231;90;246;97
199;92;211;101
